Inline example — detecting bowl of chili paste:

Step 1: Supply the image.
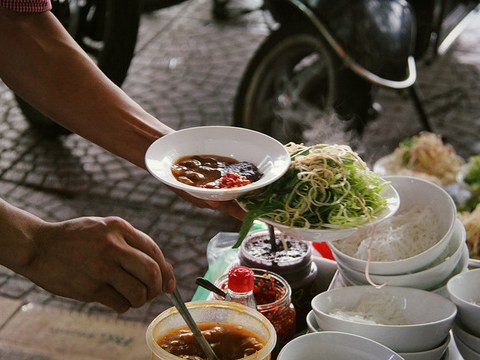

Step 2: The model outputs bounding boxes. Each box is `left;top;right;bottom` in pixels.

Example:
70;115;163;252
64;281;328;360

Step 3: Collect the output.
145;126;290;201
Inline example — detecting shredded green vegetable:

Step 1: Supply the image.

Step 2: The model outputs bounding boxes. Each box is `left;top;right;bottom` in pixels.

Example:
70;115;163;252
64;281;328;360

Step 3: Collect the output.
233;143;389;248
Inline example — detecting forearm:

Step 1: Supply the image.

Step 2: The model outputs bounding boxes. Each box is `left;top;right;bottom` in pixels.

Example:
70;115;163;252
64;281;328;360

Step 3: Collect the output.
0;8;173;169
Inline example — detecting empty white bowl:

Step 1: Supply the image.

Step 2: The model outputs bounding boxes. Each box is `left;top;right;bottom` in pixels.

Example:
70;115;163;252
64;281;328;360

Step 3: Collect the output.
145;126;290;201
330;176;457;275
336;220;466;290
453;320;480;353
447;268;480;337
311;285;457;353
277;331;404;360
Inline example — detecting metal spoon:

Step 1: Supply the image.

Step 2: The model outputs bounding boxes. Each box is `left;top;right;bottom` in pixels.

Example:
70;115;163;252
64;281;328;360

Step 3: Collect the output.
196;277;227;298
166;288;219;360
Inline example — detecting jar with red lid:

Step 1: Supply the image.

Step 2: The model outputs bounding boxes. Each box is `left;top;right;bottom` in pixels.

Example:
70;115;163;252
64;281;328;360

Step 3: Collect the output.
238;229;318;332
213;268;296;358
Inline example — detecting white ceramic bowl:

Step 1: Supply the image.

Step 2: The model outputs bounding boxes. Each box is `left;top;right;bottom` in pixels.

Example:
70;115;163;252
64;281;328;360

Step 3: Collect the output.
397;333;450;360
277;331;404;360
330;176;457;275
336;220;466;290
311;285;457;353
447;268;480;337
453;333;480;360
306;310;320;333
145;126;290;201
453;320;480;353
431;245;470;297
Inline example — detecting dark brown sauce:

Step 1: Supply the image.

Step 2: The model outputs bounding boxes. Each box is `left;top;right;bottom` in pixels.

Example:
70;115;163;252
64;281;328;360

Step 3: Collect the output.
171;154;262;189
156;321;265;360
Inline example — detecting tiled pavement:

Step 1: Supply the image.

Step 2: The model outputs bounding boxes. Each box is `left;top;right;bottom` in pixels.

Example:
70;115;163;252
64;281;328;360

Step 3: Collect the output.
0;0;479;355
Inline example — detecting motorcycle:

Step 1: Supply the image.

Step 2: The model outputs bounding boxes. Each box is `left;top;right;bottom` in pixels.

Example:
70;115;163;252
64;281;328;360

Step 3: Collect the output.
231;0;479;145
15;0;142;137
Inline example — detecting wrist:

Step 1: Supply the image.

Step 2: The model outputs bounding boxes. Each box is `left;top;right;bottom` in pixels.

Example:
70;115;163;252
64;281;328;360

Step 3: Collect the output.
0;199;47;274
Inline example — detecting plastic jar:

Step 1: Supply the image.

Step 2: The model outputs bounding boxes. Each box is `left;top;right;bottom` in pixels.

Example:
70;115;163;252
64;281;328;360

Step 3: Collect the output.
214;268;296;358
238;229;318;332
146;300;276;360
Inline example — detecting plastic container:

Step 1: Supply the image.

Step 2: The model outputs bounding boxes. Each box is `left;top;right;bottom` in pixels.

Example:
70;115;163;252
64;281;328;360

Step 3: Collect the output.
146;300;276;360
213;268;296;357
238;229;318;331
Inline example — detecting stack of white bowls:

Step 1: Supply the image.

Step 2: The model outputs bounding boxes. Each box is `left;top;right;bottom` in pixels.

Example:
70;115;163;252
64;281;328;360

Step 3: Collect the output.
447;269;480;360
310;286;457;360
329;176;469;296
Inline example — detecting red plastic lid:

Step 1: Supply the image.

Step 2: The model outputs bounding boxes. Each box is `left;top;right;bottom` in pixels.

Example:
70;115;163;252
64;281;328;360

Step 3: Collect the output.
228;266;254;293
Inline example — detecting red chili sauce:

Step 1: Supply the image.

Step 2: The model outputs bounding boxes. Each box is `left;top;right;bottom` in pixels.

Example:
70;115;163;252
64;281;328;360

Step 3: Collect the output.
253;275;296;350
171;154;262;189
156;322;264;360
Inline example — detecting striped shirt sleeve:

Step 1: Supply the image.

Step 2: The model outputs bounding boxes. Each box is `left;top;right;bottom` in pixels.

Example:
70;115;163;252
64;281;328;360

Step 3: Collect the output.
0;0;52;12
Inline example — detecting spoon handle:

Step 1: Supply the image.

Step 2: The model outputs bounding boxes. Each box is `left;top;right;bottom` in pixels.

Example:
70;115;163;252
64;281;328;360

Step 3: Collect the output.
196;277;227;298
166;288;219;360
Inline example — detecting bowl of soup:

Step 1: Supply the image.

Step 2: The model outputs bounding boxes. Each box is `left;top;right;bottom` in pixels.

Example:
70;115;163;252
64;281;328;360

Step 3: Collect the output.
145;126;290;201
146;300;277;360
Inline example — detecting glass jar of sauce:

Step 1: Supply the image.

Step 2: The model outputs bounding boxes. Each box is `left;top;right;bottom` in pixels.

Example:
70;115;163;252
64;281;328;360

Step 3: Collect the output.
213;268;296;358
238;229;318;332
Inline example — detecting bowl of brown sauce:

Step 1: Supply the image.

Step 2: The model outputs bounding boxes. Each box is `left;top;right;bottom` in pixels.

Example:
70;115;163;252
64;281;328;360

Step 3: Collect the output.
145;126;290;201
146;300;277;360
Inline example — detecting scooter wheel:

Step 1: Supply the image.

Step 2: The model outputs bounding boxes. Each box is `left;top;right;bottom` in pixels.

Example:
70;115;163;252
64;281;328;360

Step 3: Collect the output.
233;22;372;145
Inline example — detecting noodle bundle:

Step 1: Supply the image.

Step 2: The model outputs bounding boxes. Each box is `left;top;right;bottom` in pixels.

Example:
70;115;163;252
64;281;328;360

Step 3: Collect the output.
334;206;439;261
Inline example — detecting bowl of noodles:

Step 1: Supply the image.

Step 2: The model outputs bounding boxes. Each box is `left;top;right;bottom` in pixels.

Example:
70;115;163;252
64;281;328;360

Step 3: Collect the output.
329;176;457;276
336;219;468;291
233;143;400;247
311;286;457;353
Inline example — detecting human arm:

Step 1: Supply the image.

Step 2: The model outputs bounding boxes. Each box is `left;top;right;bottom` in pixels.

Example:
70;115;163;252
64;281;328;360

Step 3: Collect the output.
0;198;175;313
0;6;244;219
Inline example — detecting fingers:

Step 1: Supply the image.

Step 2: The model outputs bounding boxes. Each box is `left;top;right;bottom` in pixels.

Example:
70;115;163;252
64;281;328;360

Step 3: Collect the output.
94;284;132;313
108;218;176;299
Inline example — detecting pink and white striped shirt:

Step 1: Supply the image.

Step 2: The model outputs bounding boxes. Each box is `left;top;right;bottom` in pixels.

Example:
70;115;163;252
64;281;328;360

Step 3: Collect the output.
0;0;52;12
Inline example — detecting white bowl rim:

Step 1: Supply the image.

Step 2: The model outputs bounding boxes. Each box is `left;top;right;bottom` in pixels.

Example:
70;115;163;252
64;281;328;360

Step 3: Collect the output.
446;268;480;307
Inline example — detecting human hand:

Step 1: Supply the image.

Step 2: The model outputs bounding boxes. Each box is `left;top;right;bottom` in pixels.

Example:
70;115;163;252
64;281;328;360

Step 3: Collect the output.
24;216;175;313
